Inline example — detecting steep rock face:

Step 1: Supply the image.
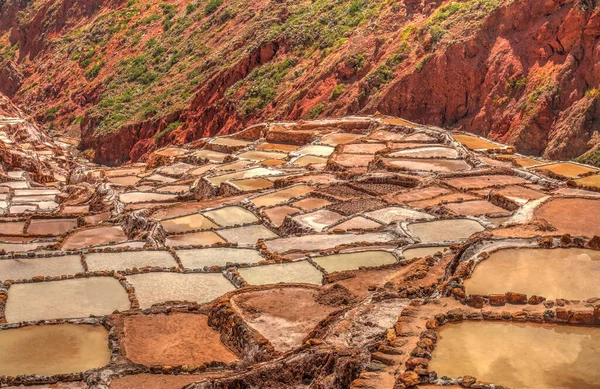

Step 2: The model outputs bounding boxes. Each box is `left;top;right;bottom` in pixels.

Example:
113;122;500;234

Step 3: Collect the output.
0;0;599;165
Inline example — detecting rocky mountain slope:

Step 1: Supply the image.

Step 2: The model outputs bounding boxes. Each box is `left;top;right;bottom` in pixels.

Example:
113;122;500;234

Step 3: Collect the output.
0;0;599;165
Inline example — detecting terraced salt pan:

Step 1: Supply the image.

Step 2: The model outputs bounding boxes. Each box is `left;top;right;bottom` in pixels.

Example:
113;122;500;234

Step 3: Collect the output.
331;216;382;231
291;197;333;210
534;198;600;237
0;255;83;281
120;192;178;204
465;248;600;300
430;321;600;389
208;168;283;186
193;150;229;162
320;133;365;145
62;226;127;250
229;177;274;191
365;207;434;224
203;206;259;226
107;176;141;186
265;232;396;253
176;247;263;268
231;288;337;352
407;219;485;243
533;162;598;178
295;145;335;157
292;210;344;232
217;225;278;245
386;158;471;172
313;251;397;272
0;324;110;377
238;261;323;285
0;221;25;234
251;185;314;207
257;142;300;152
291;155;328;166
442;175;527;190
573;174;600;189
389;146;459;159
26;218;78;236
161;214;219;234
85;251;177;272
238;150;288;161
402;246;448;260
452;134;507;150
165;231;225;247
127;272;235;309
444;200;511;216
0;240;55;253
5;277;130;322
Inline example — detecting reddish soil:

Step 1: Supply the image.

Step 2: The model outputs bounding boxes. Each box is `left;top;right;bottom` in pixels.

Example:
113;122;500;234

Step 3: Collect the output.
122;314;237;366
534;198;600;237
109;374;219;389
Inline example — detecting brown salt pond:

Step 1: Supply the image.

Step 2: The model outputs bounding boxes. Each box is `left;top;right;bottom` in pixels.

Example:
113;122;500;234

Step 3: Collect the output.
176;247;263;268
292;196;333;211
203;206;259;226
313;251;397;273
251;185;314;207
465;248;600;300
402;246;448;260
119;192;178;204
85;250;177;272
238;150;288;161
574;174;600;190
229;177;274;191
0;324;110;376
160;214;219;234
107;175;141;186
232;288;338;352
263;205;301;227
0;255;83;281
407;219;485;243
534;198;600;237
62;226;127;250
291;155;328;167
385;158;471;172
442;175;527;190
320;133;365;145
238;261;323;285
5;277;130;322
265;232;396;254
452;134;507;151
533;162;599;178
109;374;216;389
122;314;237;366
26;218;78;236
165;231;225;247
292;209;344;232
216;224;278;245
444;200;511;216
429;321;600;389
389;146;459;159
126;272;235;309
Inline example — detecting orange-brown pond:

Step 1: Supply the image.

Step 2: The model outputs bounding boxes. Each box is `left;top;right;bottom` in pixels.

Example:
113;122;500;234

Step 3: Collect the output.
0;324;110;376
465;248;600;300
430;321;600;389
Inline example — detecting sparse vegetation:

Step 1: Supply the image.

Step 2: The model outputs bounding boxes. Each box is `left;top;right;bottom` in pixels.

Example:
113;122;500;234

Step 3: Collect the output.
331;84;345;100
154;121;183;142
585;88;600;99
308;103;325;118
205;0;224;15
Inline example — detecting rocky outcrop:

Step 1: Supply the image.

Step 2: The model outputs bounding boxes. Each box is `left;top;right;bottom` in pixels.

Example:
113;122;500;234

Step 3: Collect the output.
2;0;600;166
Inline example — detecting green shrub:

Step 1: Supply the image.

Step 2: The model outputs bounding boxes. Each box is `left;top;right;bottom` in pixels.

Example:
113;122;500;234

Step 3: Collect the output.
308;104;324;118
585;88;600;99
364;65;394;90
205;0;223;15
154;121;183;141
85;61;105;80
331;84;345;100
186;2;199;14
45;106;60;120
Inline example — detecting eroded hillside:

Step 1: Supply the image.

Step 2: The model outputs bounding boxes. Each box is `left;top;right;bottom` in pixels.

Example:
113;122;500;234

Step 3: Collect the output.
0;0;599;165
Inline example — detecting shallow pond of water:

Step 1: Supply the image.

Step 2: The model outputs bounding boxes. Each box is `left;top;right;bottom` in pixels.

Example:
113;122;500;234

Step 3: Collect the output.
238;261;323;285
0;324;110;376
5;277;130;323
430;321;600;389
465;248;600;300
313;250;397;273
